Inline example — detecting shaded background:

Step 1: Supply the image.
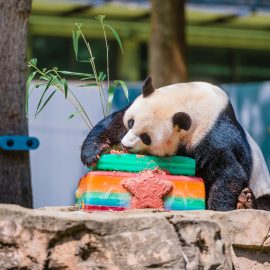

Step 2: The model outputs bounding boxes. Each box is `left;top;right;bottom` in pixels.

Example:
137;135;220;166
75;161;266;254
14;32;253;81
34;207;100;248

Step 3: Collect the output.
28;0;270;207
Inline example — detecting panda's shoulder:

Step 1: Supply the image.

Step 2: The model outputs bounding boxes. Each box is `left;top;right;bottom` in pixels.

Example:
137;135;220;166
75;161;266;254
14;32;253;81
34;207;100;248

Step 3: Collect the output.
198;112;246;152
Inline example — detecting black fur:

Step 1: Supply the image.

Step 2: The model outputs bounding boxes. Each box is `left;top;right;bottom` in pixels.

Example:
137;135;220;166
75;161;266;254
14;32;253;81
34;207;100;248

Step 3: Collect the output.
128;119;134;129
142;76;155;97
140;133;151;145
177;102;252;210
172;112;192;131
225;102;252;179
81;108;127;166
81;102;253;211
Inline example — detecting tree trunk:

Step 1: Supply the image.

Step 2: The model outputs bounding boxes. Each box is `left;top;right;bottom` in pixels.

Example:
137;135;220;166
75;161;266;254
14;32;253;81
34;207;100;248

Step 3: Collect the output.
150;0;187;88
0;0;32;207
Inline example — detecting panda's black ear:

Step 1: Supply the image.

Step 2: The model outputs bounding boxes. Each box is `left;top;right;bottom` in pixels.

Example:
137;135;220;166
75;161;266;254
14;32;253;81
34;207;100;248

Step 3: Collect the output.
172;112;192;131
142;76;155;97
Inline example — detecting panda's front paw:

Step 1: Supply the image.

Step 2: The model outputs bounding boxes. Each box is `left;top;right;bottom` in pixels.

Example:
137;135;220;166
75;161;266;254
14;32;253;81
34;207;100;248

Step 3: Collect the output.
81;149;100;167
81;142;109;167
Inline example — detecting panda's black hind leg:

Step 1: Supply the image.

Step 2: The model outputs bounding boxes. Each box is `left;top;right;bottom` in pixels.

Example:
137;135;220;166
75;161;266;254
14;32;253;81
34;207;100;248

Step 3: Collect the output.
237;187;257;209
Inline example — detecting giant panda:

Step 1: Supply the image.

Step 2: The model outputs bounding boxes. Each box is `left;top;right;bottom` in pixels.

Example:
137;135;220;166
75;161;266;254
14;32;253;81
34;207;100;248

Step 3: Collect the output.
81;77;270;211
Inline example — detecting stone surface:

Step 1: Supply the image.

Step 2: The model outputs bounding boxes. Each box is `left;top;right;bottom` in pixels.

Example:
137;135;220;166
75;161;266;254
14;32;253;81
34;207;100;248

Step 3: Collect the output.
0;205;269;269
167;209;270;270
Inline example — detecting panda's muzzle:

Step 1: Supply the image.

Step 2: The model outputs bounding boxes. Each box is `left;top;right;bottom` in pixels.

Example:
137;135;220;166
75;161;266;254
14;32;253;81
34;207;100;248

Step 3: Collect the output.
121;129;141;150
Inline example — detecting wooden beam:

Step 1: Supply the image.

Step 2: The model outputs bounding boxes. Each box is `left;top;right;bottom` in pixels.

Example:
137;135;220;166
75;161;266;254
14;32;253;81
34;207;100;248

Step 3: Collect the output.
29;15;149;40
32;1;149;18
29;15;270;50
188;26;270;50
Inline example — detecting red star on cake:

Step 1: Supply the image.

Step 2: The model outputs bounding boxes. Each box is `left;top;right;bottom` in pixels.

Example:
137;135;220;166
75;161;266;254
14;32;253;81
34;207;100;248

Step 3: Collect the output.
122;170;173;209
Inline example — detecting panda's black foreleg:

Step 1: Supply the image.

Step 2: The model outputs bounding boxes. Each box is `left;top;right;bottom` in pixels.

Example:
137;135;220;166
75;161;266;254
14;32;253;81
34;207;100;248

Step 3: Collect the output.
206;156;249;211
81;108;127;166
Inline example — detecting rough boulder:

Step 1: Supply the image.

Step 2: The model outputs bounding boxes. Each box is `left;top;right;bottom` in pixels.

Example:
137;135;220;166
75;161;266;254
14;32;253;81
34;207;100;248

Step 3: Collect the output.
0;204;269;269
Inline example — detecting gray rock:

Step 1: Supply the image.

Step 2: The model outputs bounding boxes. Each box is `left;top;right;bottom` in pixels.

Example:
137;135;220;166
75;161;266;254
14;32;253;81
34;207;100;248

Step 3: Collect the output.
0;205;269;269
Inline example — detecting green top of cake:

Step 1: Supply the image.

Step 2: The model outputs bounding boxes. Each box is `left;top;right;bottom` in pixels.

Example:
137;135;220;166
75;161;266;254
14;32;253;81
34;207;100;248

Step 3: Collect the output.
89;153;196;176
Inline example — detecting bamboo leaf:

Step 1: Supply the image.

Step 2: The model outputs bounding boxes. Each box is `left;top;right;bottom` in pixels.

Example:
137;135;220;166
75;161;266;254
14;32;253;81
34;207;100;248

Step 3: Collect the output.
78;83;97;87
108;84;115;105
46;76;57;89
40;76;50;81
115;80;129;100
61;78;68;99
80;75;96;81
36;90;57;116
72;31;77;59
98;72;106;82
44;69;53;75
79;60;90;63
98;72;104;80
105;24;123;54
58;71;94;77
75;22;83;29
95;15;106;22
72;30;80;61
102;74;106;81
25;71;37;115
29;58;37;66
35;76;56;117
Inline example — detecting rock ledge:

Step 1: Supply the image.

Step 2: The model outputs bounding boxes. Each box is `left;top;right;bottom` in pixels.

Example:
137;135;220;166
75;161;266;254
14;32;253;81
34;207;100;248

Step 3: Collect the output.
0;204;269;269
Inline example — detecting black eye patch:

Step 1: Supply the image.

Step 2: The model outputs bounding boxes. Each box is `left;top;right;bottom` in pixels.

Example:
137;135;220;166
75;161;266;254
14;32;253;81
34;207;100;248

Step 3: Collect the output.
128;119;134;129
140;133;151;145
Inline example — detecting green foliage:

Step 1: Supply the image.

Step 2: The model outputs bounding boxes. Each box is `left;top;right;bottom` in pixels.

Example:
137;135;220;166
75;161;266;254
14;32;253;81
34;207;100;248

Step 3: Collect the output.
72;28;80;60
27;16;128;129
105;24;123;54
35;75;57;117
25;71;37;115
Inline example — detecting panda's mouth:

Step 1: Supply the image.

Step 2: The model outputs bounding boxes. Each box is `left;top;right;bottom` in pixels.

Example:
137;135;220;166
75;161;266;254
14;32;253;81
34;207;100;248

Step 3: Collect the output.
121;144;175;157
134;149;151;155
121;144;150;155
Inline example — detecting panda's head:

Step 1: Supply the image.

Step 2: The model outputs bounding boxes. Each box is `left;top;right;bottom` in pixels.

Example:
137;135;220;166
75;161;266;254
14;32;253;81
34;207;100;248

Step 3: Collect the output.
121;76;194;156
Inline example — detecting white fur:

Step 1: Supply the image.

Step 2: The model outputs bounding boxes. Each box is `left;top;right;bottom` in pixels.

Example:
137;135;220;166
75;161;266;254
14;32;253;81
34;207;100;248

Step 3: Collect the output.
123;82;228;154
121;129;142;151
245;130;270;198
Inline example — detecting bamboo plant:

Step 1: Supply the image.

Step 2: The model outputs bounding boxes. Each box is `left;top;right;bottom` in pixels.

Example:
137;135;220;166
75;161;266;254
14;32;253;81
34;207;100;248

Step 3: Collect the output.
26;15;128;129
